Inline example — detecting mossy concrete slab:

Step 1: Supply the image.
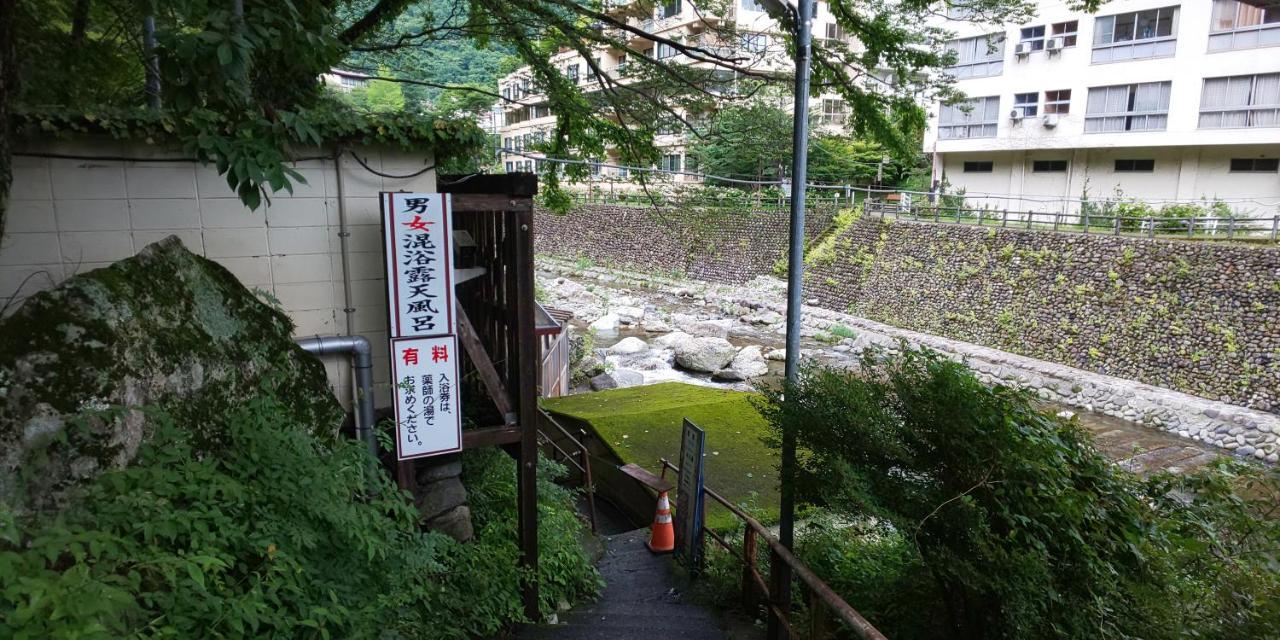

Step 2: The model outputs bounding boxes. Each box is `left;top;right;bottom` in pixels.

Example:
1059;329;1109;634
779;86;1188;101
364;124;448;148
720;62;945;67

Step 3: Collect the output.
543;382;777;530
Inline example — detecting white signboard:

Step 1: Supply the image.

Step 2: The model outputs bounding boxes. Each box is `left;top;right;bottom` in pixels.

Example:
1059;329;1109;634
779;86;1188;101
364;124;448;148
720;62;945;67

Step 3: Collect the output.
382;192;455;337
390;335;463;460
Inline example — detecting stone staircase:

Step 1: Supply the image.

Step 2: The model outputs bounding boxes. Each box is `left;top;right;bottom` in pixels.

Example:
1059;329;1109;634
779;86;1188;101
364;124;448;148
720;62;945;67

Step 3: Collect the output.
518;529;731;640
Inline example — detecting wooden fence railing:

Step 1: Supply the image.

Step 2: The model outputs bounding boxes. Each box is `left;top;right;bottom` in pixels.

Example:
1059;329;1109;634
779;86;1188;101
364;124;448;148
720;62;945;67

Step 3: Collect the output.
537;409;598;533
659;458;887;640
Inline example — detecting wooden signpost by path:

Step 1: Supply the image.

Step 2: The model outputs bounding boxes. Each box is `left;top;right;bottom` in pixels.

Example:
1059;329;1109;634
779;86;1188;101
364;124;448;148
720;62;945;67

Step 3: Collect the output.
379;174;542;619
675;419;707;572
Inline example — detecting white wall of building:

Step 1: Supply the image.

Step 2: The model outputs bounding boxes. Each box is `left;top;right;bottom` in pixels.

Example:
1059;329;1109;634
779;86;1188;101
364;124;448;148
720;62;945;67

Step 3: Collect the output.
2;137;437;409
926;0;1280;213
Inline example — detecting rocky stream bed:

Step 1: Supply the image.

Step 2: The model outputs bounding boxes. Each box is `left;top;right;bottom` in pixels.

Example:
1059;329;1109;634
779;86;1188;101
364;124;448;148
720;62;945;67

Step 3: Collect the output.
536;258;1275;474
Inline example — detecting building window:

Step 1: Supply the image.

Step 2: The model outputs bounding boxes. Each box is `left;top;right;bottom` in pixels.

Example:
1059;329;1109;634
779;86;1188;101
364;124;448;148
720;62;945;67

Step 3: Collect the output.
1114;159;1155;172
1200;73;1280;128
505;161;514;173
1092;6;1178;63
824;23;845;42
1230;158;1280;172
659;154;682;172
946;35;1005;79
741;33;769;53
938;96;1000;139
339;75;365;89
1050;20;1078;47
656;42;679;59
566;64;580;83
656;120;681;135
1085;82;1171;133
947;5;976;20
741;0;765;11
963;161;994;173
1032;160;1068;172
1044;89;1071;114
819;98;847;125
1020;25;1046;51
1014;92;1039;117
1210;0;1280;50
661;0;681;18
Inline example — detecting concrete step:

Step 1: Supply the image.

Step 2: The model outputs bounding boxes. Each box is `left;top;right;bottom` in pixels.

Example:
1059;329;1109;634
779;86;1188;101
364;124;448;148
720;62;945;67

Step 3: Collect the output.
519;621;726;640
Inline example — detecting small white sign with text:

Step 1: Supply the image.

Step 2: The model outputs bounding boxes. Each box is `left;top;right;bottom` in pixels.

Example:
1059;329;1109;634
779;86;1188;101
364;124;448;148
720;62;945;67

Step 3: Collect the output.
389;335;462;460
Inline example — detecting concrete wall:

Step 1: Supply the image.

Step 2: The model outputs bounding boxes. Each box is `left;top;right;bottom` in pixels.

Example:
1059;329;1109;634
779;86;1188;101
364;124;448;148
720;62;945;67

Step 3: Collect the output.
2;136;438;409
938;144;1280;216
804;215;1280;415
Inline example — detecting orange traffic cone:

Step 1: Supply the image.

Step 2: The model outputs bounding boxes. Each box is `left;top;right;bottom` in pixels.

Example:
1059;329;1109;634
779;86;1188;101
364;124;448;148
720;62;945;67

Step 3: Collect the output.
646;491;675;554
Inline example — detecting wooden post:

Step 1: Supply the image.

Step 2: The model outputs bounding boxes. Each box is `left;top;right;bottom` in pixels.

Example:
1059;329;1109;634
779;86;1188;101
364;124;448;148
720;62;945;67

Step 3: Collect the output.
514;205;541;621
1272;216;1278;242
1227;217;1236;239
1053;212;1060;232
1083;211;1090;233
1001;209;1008;227
742;527;759;613
809;588;831;639
767;547;789;640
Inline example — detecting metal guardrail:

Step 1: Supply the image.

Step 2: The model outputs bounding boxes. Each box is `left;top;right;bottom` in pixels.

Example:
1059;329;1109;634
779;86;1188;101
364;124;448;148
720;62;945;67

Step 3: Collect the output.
564;191;854;211
659;458;887;640
537;409;598;533
865;201;1280;242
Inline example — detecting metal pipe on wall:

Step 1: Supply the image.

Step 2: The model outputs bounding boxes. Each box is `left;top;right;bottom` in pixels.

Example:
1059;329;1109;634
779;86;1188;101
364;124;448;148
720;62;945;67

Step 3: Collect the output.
295;334;377;459
333;148;357;337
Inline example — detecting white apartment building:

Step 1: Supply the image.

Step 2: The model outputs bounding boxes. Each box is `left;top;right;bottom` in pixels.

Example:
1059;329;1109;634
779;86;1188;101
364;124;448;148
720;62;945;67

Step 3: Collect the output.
924;0;1280;216
496;0;860;184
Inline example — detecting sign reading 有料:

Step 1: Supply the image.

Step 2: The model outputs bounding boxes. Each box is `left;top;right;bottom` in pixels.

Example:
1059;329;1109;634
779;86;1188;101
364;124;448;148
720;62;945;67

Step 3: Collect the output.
382;192;456;337
389;335;462;460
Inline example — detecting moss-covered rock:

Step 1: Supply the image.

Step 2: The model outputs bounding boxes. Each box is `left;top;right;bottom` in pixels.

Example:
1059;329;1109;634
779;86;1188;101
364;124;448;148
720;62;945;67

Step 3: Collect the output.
0;236;343;516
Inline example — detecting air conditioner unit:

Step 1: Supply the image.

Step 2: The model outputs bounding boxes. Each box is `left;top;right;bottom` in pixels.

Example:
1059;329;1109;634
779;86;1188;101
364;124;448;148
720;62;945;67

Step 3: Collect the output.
1010;107;1026;121
1043;114;1060;128
1046;37;1064;52
1014;42;1033;56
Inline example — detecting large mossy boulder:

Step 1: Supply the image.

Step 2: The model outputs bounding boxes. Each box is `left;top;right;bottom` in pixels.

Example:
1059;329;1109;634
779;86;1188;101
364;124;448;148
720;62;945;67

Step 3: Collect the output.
0;236;343;516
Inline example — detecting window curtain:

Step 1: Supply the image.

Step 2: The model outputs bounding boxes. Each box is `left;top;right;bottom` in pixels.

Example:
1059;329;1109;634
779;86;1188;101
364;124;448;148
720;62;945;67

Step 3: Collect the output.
1212;0;1238;31
1253;73;1280;126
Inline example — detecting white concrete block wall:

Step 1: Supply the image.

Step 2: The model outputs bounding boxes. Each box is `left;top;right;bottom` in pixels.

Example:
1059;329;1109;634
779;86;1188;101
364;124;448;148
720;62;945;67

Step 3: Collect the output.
2;137;438;410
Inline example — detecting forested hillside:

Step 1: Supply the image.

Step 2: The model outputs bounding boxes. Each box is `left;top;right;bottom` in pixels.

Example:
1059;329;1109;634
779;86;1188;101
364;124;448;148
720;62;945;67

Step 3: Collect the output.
341;0;514;109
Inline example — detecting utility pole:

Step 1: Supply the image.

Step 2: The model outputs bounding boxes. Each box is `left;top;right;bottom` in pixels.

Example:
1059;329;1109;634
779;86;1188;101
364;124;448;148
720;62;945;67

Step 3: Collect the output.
772;0;813;636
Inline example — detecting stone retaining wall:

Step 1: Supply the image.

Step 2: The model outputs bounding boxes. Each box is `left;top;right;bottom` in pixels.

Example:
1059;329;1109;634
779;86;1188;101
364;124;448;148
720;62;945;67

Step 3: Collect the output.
534;203;837;284
804;216;1280;416
537;257;1280;464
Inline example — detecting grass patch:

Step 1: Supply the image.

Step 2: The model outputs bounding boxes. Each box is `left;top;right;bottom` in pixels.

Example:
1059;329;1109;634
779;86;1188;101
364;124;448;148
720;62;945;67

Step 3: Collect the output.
543;382;777;530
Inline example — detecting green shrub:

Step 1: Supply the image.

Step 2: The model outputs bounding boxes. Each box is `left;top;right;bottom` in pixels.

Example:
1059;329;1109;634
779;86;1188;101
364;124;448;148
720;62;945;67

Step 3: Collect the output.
758;348;1280;640
0;394;598;639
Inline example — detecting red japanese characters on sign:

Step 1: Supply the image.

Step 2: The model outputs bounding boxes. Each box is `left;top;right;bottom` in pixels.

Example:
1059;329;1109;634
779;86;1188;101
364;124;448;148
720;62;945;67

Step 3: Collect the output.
381;192;462;461
382;193;455;337
390;335;462;460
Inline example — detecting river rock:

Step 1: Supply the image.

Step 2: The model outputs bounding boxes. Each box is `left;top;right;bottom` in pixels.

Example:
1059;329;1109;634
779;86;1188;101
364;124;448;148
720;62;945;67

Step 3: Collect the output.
642;317;672;333
613;305;645;325
653;331;693;349
590;369;645;390
714;346;770;381
744;310;784;325
589;313;620;332
608;337;649;355
764;348;787;361
674;337;737;373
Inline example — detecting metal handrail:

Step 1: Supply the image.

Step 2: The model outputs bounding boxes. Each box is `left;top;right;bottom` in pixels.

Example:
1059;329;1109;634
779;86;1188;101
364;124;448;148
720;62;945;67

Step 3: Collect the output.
659;458;887;640
864;200;1280;242
538;409;598;533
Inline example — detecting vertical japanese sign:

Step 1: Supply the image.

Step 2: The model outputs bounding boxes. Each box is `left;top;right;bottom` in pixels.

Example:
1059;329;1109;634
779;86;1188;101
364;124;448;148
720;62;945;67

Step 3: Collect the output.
675;419;707;572
390;336;462;459
382;192;461;461
382;192;455;337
